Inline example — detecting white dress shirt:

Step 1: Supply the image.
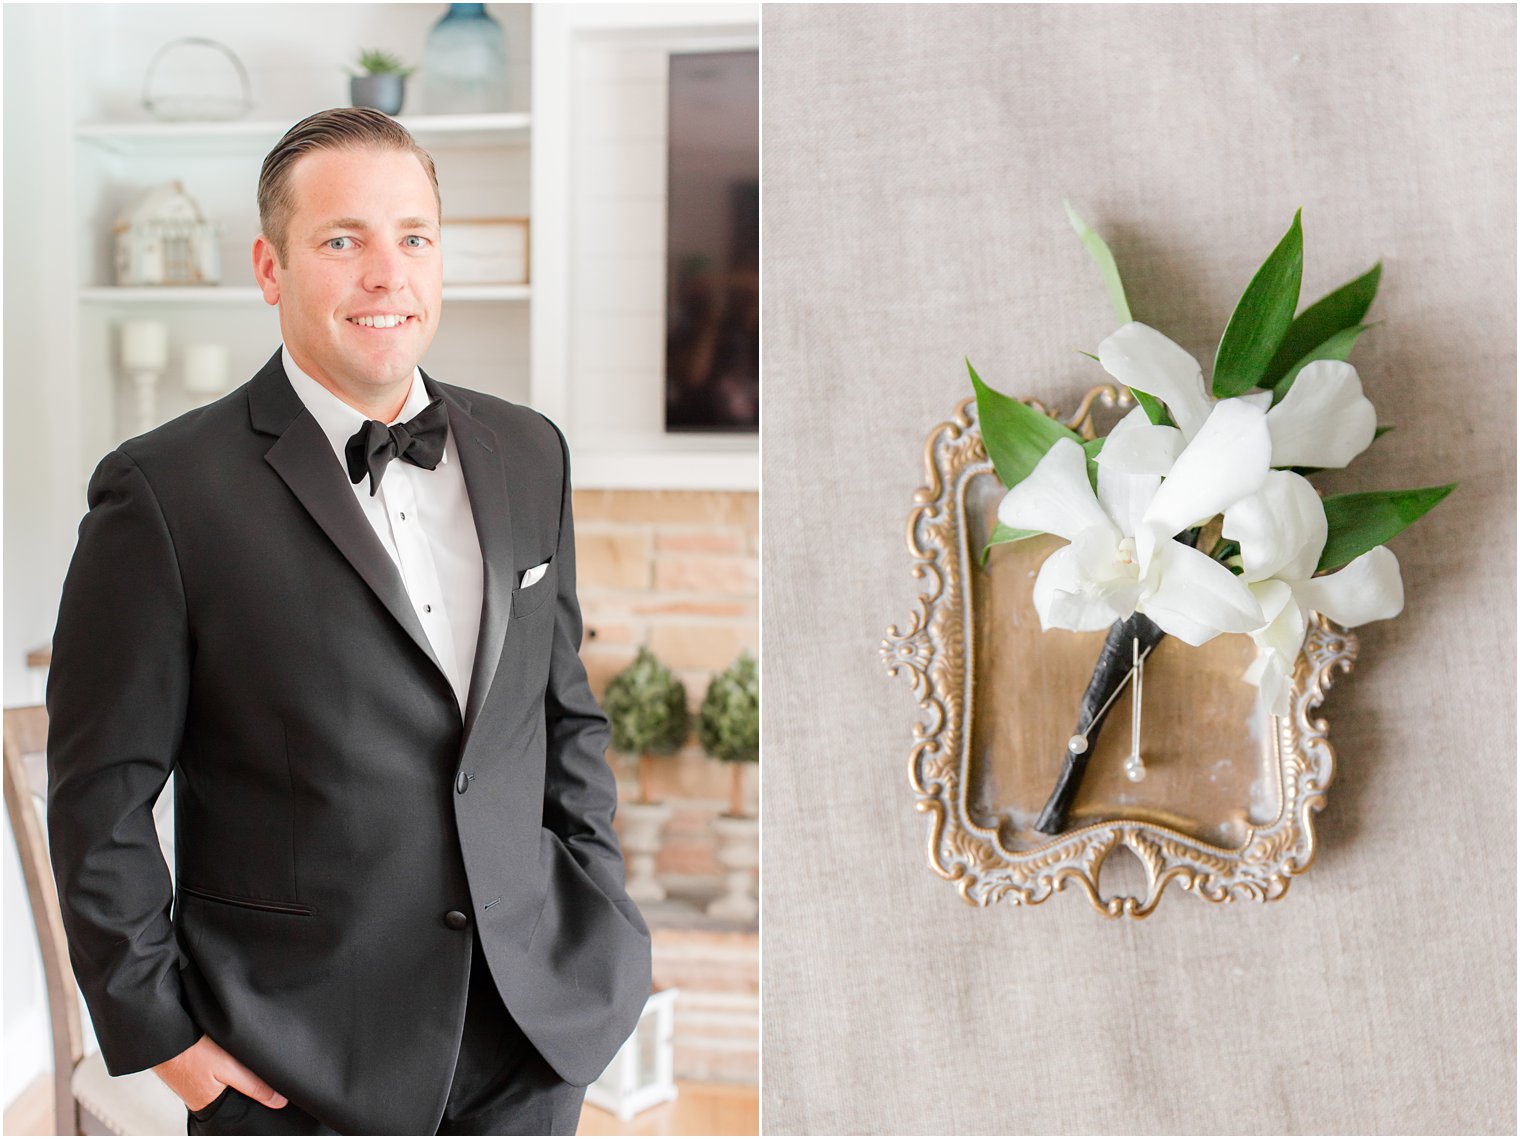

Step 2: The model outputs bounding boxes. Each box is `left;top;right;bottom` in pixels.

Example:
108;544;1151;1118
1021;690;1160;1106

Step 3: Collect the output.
283;347;484;714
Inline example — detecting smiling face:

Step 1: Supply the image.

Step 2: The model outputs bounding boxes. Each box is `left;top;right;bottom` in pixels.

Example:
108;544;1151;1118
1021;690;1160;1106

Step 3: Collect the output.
252;146;442;416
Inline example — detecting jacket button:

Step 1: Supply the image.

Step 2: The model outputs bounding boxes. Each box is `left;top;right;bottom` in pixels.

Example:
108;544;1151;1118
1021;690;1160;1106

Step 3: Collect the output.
456;771;469;795
444;910;469;931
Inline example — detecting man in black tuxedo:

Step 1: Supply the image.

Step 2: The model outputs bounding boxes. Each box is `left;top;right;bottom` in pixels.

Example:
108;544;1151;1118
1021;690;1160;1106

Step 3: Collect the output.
46;108;652;1135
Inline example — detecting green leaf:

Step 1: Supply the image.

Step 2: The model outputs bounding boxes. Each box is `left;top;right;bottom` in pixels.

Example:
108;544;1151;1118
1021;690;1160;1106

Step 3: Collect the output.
1212;210;1304;398
1262;262;1381;389
1373;425;1394;440
1132;389;1170;426
1080;436;1105;489
1317;484;1456;573
980;521;1042;565
1064;200;1132;324
968;359;1083;489
1271;324;1371;403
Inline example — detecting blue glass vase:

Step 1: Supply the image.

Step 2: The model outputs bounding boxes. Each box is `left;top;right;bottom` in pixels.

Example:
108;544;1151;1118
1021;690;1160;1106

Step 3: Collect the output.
422;3;509;114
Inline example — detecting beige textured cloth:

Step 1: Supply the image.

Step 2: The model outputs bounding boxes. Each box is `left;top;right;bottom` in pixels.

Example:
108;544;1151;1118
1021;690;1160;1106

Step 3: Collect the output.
759;5;1515;1134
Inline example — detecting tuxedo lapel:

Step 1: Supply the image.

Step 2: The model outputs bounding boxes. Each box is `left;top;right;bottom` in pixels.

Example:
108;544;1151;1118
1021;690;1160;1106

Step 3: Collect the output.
247;352;450;687
426;374;514;750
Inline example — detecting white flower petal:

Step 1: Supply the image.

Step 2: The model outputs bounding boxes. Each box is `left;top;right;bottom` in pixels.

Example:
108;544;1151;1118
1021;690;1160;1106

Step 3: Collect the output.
1248;579;1308;659
1098;322;1213;440
1031;543;1126;632
1265;359;1378;469
1295;545;1405;628
1137;397;1271;567
1243;647;1294;718
1248;577;1295;627
1221;470;1328;584
1096;465;1161;543
1137;539;1266;646
1096;405;1186;477
1069;527;1145;616
997;437;1119;545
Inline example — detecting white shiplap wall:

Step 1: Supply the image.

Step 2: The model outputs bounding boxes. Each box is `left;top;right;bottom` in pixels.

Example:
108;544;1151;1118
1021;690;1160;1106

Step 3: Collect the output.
532;5;759;489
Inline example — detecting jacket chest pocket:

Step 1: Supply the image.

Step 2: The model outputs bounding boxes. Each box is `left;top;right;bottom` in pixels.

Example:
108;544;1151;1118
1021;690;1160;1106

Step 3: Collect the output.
511;558;555;618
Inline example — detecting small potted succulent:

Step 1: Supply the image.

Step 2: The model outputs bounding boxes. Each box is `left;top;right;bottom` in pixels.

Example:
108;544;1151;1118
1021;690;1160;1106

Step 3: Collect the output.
697;652;759;922
603;647;689;903
348;49;414;116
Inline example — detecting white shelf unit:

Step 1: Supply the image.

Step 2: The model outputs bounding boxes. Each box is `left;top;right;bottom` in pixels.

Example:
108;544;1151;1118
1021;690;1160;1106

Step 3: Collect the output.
75;111;532;154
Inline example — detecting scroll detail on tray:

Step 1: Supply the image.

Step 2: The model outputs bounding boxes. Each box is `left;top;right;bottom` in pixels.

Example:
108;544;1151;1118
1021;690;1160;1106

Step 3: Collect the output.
884;207;1454;917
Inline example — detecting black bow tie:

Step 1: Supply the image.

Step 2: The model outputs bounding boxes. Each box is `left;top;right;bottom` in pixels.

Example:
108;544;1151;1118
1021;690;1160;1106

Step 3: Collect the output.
344;397;449;496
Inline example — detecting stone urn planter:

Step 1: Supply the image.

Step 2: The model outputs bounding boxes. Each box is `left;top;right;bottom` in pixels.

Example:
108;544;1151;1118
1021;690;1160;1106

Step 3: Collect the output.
604;647;689;905
697;653;759;922
708;814;759;922
619;798;675;904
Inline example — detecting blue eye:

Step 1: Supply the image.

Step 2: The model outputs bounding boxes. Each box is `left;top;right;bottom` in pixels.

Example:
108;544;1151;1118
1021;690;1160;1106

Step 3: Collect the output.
326;236;353;251
403;235;430;249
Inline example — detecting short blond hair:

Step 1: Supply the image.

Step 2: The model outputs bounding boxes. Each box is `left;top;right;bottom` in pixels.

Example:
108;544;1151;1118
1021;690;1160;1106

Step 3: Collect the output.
257;108;440;265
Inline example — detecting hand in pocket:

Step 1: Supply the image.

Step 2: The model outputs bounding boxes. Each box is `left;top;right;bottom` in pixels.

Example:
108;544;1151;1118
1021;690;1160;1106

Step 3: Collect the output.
153;1034;288;1114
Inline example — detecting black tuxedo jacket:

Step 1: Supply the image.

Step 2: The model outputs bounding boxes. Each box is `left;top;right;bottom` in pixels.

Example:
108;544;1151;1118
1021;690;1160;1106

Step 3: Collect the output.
46;350;652;1134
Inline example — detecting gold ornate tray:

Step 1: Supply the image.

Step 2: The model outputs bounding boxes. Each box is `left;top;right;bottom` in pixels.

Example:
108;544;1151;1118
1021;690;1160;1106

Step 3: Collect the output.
882;388;1357;917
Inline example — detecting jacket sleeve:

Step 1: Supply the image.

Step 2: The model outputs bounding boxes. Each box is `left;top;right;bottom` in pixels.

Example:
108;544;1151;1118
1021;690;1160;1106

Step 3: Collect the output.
46;449;202;1075
537;422;637;909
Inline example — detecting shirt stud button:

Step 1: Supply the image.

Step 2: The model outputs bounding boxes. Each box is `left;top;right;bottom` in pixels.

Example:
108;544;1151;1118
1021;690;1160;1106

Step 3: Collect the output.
399;511;406;521
456;771;470;794
424;604;433;613
444;910;469;931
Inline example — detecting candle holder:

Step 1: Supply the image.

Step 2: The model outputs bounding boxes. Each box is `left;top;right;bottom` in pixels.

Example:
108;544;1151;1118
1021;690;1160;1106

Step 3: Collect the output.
120;321;169;433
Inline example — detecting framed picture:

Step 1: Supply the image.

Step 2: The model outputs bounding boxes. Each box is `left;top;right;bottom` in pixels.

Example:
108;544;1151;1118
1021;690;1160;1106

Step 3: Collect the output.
883;387;1358;917
440;217;530;285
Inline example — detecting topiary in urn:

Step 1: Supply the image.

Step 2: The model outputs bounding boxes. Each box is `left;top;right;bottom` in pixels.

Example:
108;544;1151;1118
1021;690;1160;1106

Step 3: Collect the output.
697;652;759;819
603;647;689;805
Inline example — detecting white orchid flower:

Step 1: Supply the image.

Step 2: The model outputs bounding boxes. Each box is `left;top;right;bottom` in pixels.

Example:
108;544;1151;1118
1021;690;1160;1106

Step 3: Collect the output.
1222;470;1405;715
997;397;1271;646
1098;321;1379;469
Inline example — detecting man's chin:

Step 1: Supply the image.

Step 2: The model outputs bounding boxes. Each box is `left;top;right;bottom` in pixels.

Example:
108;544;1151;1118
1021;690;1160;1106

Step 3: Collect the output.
347;342;428;387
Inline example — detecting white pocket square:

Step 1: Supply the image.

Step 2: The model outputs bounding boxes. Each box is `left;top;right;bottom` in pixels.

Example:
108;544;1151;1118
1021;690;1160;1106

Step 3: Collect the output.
519;561;550;589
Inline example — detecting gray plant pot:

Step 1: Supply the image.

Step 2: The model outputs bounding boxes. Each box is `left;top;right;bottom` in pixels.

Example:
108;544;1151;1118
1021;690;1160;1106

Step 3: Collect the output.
350;74;406;115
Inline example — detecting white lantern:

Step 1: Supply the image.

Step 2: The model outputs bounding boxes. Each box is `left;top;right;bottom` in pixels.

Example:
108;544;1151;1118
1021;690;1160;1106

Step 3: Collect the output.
584;988;679;1121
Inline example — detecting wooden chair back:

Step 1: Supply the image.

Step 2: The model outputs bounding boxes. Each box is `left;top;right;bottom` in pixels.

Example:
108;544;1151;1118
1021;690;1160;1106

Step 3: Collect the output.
3;704;83;1135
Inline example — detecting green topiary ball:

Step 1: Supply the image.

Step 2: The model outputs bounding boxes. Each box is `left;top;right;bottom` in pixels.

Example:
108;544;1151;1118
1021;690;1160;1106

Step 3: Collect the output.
697;651;758;764
603;646;689;757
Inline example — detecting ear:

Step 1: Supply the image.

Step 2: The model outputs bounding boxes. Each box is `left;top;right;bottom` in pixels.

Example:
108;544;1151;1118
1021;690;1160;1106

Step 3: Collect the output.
252;235;281;306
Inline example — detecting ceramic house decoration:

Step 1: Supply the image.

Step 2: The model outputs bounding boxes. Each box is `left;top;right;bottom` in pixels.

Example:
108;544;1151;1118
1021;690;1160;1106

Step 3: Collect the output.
113;181;220;287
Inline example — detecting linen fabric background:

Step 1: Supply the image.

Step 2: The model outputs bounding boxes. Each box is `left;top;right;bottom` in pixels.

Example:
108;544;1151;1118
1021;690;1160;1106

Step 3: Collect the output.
759;5;1515;1135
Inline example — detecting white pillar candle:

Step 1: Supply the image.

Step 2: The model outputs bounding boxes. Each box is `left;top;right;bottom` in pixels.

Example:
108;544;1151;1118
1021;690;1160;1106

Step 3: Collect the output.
120;320;168;371
183;343;230;394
